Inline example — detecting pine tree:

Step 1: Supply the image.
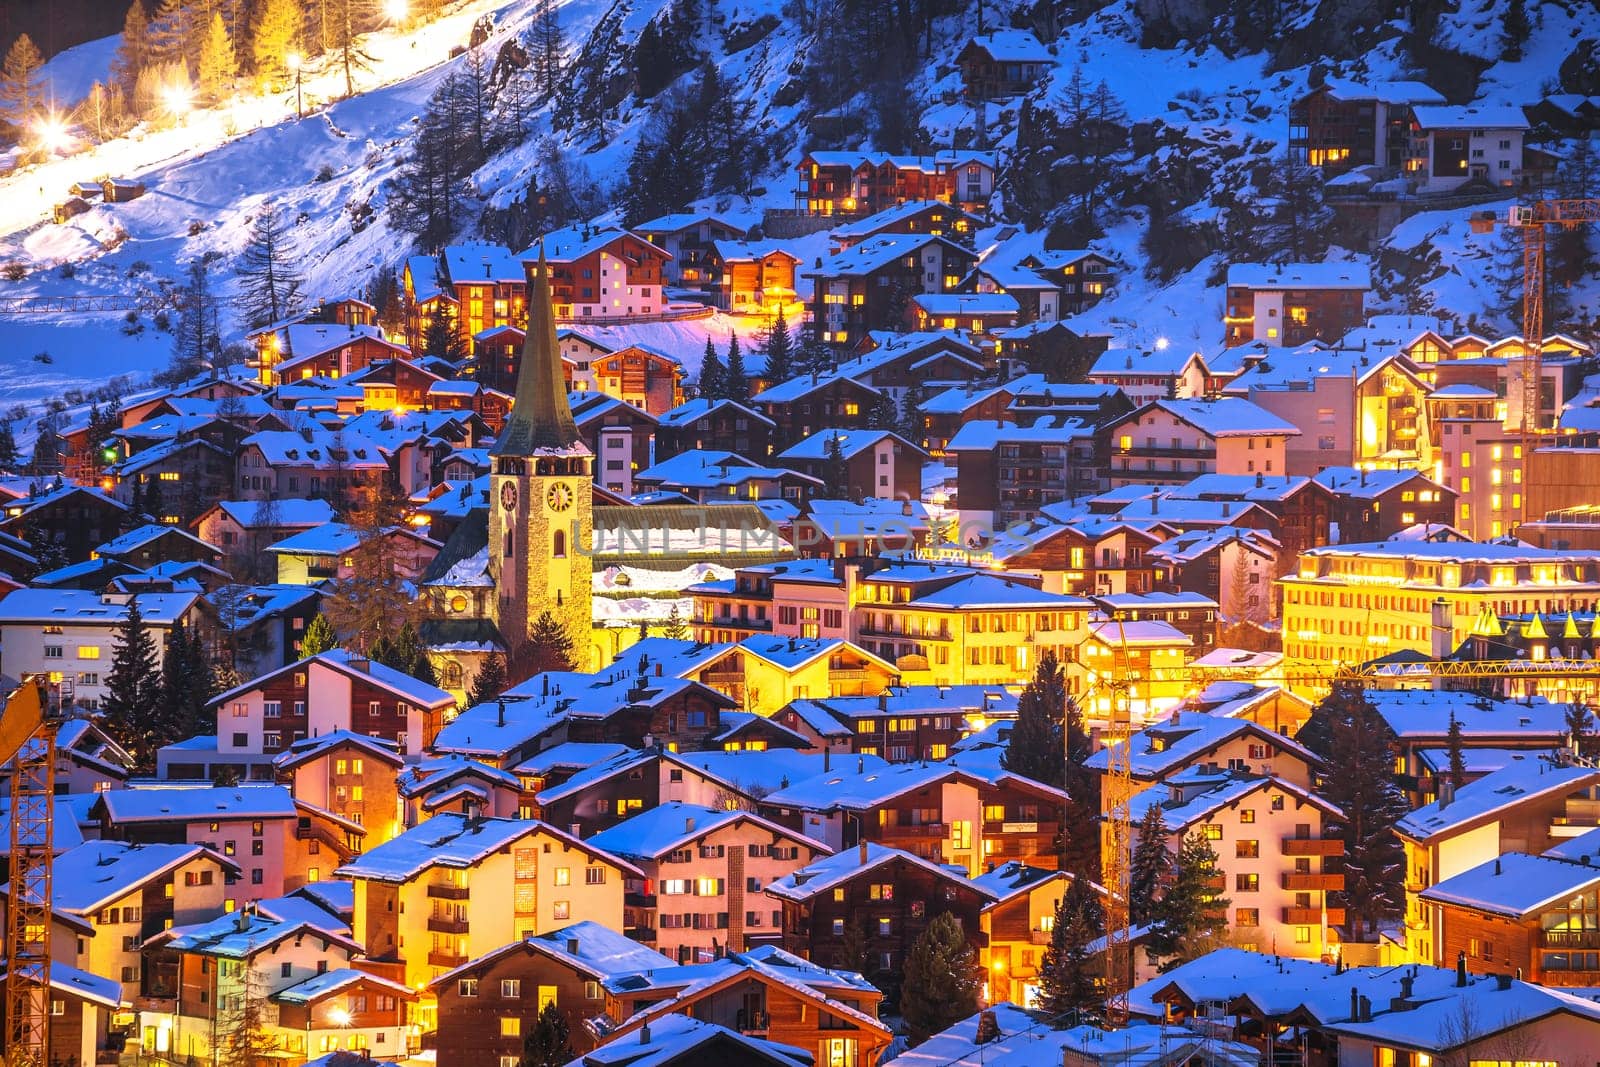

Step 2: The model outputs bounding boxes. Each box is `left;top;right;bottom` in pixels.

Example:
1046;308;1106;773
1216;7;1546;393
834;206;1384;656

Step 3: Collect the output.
1502;0;1531;61
723;334;749;403
1297;683;1408;942
663;602;687;640
160;620;214;744
1129;804;1171;927
0;421;16;470
0;34;45;128
530;0;566;98
252;0;302;85
147;0;193;68
392;622;437;684
699;339;726;399
81;80;129;143
169;257;222;381
322;479;422;648
1568;704;1598;761
761;308;793;384
115;1;153;95
1036;876;1102;1025
325;0;380;97
299;614;339;657
900;912;980;1045
821;432;848;499
422;301;467;362
511;611;576;680
28;418;61;476
521;1002;574;1067
867;391;898;431
101;597;163;771
1446;713;1466;790
197;12;237;101
1149;831;1229;969
1002;651;1066;788
235;204;303;329
388;86;465;250
466;652;508;706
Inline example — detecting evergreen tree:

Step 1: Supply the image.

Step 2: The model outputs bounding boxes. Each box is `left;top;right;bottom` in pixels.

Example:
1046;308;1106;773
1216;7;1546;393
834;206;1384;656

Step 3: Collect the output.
114;1;153;96
1129;804;1171;927
299;613;339;657
392;622;437;684
867;390;898;431
723;334;749;403
235;204;303;329
1446;713;1466;791
1002;651;1066;788
252;0;303;86
1060;689;1099;879
521;1002;574;1067
29;418;61;475
1035;876;1102;1025
0;420;16;470
663;602;687;640
1149;831;1229;969
0;33;45;128
81;80;129;143
323;479;422;649
160;620;215;743
821;432;848;499
324;0;380;97
510;611;576;680
1567;703;1597;761
422;301;468;363
699;339;726;400
387;79;467;249
146;0;194;68
467;652;508;705
101;597;163;771
169;257;223;381
900;912;980;1045
761;309;793;384
529;0;566;98
1502;0;1531;61
1296;683;1409;942
197;12;237;101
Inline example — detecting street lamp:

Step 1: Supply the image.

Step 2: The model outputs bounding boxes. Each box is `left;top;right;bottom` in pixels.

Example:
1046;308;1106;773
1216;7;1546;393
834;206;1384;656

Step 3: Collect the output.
32;112;69;155
286;52;303;119
163;84;193;120
384;0;408;22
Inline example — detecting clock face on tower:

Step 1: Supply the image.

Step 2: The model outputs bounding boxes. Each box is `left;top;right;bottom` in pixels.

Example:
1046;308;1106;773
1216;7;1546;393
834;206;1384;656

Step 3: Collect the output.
500;482;518;511
547;481;574;512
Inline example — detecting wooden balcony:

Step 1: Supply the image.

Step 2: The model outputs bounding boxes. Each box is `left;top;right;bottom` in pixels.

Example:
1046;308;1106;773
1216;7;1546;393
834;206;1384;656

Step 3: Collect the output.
1282;838;1344;857
1281;907;1345;925
427;883;470;900
1541;928;1600;949
428;916;469;934
1281;873;1344;891
427;949;468;968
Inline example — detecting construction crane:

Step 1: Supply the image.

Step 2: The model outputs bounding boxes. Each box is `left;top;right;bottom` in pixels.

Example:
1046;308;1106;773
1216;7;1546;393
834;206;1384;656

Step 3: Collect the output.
1500;198;1600;522
0;678;61;1067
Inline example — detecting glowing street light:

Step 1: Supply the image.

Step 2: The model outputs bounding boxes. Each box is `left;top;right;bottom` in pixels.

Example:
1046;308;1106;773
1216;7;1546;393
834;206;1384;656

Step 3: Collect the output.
32;113;70;155
286;51;304;119
163;84;194;119
1153;335;1170;351
384;0;409;22
327;1008;352;1027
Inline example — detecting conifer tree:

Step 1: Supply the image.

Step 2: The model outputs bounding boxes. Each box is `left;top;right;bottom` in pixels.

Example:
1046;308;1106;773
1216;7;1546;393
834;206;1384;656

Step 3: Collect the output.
867;391;898;431
467;652;508;706
160;620;215;744
235;204;303;329
422;301;467;362
761;309;793;385
1036;876;1102;1024
521;1002;574;1067
323;479;421;649
512;611;577;680
102;597;163;771
699;339;726;400
529;0;566;98
170;257;223;381
1002;651;1066;788
1129;804;1171;926
900;912;980;1045
1567;703;1598;761
1446;713;1466;790
252;0;303;86
1296;683;1408;942
723;334;749;403
1149;831;1229;969
1502;0;1531;61
299;614;339;657
821;432;848;499
1061;689;1099;879
0;420;16;470
197;13;237;101
147;0;194;68
663;603;687;640
0;34;45;128
115;1;153;95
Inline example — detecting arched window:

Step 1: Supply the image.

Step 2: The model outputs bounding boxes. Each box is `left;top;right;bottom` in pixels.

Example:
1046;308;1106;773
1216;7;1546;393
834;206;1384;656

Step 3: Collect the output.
503;531;514;558
443;662;463;689
553;529;566;558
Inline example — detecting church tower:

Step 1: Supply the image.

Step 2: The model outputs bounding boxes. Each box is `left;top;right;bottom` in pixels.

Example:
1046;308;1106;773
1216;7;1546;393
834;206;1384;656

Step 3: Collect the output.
488;247;593;656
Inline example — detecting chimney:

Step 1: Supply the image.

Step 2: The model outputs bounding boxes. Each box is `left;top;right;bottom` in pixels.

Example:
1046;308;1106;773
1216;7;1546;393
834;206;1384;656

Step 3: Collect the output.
685;817;696;834
858;841;868;865
1494;858;1502;875
567;937;580;955
1359;995;1371;1023
1438;780;1454;808
974;1009;1000;1044
1457;951;1468;987
1222;501;1231;517
1349;988;1359;1022
824;748;831;772
1256;472;1264;487
1495;973;1512;991
857;756;864;773
1360;467;1368;487
1399;974;1414;1000
640;1023;651;1045
497;700;506;727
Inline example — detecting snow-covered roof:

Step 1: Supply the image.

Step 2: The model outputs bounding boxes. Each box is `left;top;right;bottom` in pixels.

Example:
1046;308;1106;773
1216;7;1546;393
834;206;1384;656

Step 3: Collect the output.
777;427;922;463
508;742;631;777
520;225;667;263
1137;397;1301;438
961;29;1052;62
272;729;403;771
274;967;414;1004
1314;77;1446;105
1225;262;1373;290
46;841;229;915
657;397;774;429
336;813;639;882
0;588;200;626
766;842;993;903
1090;347;1206;378
1312;465;1444;500
215;498;337;529
763;759;1061;813
431;920;674;989
1397;760;1597;842
442;242;525;284
1365;690;1572;741
1088;618;1194;647
575;1013;810;1066
944;416;1096;452
96;785;297;824
909;573;1091;610
1420;851;1600;918
588;801;823;861
804;233;967;278
634;212;744;235
95;523;218;559
1084;712;1319;778
636;449;814;490
210;648;454;710
162;910;359;959
1413;104;1530;130
750;371;877;406
0;963;123;1010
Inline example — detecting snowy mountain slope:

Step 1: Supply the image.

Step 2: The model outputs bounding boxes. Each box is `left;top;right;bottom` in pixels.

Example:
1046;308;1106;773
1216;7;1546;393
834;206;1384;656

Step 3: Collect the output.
0;0;1594;417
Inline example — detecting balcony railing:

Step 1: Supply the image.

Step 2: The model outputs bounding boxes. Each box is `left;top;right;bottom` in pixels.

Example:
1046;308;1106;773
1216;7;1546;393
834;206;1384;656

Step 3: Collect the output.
1114;445;1218;459
737;1010;771;1035
1282;907;1346;925
427;949;468;968
427;883;470;900
1281;873;1344;891
1541;928;1600;949
1282;838;1344;857
888;823;947;837
428;916;469;934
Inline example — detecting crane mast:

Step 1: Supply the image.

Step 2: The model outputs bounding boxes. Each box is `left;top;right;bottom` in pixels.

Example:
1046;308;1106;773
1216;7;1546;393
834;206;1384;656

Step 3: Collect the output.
1;679;59;1067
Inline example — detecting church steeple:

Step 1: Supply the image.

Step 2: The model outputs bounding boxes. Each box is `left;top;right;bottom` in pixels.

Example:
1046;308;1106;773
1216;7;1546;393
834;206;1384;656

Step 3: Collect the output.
492;246;581;456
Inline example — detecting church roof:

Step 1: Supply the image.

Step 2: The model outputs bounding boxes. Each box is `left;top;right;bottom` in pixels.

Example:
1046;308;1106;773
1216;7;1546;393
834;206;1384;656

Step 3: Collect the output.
491;247;586;457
